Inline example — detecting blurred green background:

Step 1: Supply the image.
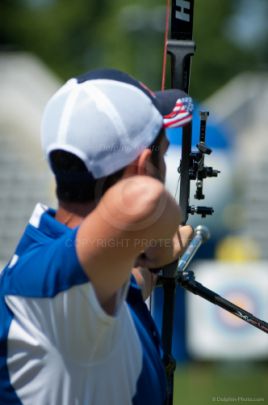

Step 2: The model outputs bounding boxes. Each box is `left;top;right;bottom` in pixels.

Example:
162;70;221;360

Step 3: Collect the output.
174;362;267;404
1;0;268;403
1;0;268;101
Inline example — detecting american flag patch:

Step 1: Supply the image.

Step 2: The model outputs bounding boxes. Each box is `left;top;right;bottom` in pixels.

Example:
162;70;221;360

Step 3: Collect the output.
163;97;193;128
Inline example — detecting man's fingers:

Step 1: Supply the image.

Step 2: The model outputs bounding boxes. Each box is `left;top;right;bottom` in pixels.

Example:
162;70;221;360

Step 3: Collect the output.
175;225;194;255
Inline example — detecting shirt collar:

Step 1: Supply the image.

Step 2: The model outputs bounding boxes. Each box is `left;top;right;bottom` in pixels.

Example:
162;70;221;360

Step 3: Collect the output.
29;203;72;239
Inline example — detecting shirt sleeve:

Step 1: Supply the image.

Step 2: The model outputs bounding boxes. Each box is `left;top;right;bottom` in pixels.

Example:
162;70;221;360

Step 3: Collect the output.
1;227;87;297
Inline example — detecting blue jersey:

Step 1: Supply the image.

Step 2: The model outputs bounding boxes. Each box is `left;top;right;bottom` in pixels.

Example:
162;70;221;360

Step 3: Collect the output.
0;204;166;405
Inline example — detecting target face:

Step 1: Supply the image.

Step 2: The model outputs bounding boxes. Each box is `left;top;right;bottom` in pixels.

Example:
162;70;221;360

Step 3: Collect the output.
216;288;258;330
186;261;268;360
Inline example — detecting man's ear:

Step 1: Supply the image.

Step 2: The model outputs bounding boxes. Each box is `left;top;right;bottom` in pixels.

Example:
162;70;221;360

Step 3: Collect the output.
136;148;152;176
122;148;152;178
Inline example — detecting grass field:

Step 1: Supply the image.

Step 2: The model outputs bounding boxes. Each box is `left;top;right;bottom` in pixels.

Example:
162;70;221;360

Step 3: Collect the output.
173;362;267;404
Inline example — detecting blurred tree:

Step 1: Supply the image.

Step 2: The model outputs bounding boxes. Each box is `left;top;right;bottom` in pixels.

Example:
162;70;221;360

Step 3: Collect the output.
0;0;113;78
190;0;258;101
0;0;264;100
226;0;268;68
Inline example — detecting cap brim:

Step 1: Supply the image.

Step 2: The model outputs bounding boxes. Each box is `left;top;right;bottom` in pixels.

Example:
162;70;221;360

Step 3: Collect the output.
154;89;194;129
77;69;193;129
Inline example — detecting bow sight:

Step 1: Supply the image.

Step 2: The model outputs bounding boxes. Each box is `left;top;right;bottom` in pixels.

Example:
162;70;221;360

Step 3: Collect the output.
185;111;220;218
168;37;220;221
165;3;220;224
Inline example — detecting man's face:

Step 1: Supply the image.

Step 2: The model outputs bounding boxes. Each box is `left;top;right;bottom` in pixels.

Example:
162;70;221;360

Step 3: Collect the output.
158;132;169;183
149;129;169;183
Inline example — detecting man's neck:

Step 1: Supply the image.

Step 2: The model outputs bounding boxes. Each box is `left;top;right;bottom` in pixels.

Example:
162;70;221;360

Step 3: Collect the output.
55;201;96;228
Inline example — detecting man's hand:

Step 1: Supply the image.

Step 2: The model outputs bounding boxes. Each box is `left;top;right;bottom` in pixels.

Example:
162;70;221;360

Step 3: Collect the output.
135;225;194;270
133;225;194;299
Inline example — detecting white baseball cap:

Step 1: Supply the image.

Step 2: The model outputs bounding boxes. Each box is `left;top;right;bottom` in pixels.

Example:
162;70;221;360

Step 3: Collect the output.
41;68;193;179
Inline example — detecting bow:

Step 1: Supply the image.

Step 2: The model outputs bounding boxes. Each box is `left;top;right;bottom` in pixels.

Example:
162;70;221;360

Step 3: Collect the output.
158;4;198;403
163;0;218;224
165;0;196;225
157;2;268;404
